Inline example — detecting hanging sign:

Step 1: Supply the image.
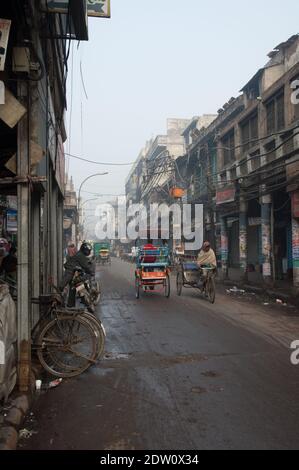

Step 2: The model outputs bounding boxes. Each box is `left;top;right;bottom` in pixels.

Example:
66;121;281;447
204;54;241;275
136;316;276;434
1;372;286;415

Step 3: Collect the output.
216;186;236;205
6;210;17;233
0;19;11;72
44;1;111;17
292;192;299;218
87;0;111;17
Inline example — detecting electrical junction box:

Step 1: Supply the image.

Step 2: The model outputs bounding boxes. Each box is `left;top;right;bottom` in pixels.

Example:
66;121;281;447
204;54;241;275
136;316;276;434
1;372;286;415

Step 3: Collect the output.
12;47;30;73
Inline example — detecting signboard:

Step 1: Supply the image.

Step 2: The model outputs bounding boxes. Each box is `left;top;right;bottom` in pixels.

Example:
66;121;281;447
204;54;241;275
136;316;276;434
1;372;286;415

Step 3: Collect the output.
248;217;261;226
44;0;111;17
292;192;299;218
0;88;27;129
0;19;11;72
293;218;299;268
6;210;17;233
216;186;236;205
87;0;111;17
63;217;72;230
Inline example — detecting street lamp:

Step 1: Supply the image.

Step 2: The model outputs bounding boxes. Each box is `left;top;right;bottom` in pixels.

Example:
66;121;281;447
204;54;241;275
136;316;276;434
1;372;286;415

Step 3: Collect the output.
81;197;103;208
77;172;109;245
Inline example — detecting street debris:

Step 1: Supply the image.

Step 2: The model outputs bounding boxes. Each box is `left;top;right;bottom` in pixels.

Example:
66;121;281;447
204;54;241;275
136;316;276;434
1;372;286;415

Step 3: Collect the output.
227;287;246;294
201;371;219;378
19;428;38;439
276;299;283;304
35;379;42;391
48;378;63;389
191;386;206;394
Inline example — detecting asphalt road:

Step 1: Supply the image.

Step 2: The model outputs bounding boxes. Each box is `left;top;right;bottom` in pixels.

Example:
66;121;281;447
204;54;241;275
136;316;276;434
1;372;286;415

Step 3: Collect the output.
19;259;299;450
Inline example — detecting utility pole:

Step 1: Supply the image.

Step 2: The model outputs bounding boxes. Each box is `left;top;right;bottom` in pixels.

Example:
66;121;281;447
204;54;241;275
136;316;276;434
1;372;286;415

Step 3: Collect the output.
76;173;109;245
17;81;31;392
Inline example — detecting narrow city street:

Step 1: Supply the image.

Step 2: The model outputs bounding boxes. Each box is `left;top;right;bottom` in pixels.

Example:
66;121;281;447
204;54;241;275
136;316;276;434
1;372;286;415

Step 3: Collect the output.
19;259;299;451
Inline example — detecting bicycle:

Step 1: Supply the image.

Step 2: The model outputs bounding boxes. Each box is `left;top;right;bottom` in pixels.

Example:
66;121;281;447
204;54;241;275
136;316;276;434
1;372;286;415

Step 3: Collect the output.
32;292;106;378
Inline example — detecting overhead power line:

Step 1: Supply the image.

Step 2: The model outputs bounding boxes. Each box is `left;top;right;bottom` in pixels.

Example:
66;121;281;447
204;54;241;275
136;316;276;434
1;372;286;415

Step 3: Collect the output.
65;152;135;166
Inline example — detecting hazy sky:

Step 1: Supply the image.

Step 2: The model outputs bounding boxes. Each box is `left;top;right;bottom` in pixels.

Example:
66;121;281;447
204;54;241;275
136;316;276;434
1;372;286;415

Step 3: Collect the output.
66;0;299;205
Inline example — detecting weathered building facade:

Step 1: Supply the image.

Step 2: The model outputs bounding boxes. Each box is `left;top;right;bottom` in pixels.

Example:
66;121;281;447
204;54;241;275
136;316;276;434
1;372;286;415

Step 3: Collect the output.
215;35;299;289
181;35;299;290
0;0;89;395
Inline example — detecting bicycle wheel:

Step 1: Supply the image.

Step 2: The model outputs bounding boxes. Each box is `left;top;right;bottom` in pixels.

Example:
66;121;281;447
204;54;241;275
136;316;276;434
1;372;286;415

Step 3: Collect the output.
37;315;98;378
206;277;216;304
80;312;106;359
176;271;183;296
164;274;170;298
40;312;104;370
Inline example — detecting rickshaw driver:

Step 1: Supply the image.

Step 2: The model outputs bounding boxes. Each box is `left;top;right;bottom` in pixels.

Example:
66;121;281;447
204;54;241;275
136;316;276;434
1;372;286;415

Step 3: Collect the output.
196;241;217;287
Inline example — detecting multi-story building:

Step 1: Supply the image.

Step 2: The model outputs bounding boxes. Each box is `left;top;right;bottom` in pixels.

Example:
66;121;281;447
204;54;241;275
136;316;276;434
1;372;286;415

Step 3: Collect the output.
216;34;299;289
141;118;190;206
126;118;190;245
63;175;78;248
181;35;299;290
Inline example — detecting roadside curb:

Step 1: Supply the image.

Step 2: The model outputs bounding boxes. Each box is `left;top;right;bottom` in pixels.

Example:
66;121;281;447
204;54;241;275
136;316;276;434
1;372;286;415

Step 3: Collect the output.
0;394;32;450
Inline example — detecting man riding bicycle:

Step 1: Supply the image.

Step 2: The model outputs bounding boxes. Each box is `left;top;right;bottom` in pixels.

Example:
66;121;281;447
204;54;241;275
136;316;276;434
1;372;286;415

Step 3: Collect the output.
196;241;217;289
197;241;217;268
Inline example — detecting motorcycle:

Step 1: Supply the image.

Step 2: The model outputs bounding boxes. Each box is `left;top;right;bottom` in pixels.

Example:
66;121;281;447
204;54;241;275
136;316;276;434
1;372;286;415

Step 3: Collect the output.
68;267;101;313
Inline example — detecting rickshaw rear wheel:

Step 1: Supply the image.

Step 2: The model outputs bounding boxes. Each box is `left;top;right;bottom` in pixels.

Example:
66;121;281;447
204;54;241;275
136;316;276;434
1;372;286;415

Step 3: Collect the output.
164;274;170;298
135;277;140;299
176;272;183;296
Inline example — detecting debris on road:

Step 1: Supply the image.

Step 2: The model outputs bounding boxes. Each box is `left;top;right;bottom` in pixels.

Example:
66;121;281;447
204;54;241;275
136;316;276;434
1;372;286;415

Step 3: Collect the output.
48;379;63;389
191;386;206;394
35;380;42;391
19;428;37;439
227;287;246;294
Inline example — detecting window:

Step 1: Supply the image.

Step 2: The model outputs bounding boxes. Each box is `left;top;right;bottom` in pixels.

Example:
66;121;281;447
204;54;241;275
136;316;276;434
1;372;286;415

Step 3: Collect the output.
222;130;235;166
230;167;237;181
250;150;261;172
265;140;276;163
281;130;294;155
265;91;285;134
240;113;258;153
194;166;202;195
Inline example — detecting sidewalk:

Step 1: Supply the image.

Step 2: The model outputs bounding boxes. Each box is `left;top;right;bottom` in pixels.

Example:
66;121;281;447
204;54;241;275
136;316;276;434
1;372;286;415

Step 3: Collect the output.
214;283;299;349
220;278;299;307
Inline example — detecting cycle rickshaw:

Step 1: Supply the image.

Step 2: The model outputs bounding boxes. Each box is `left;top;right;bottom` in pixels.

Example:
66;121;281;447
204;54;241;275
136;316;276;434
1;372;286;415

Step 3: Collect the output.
94;242;111;266
135;245;171;299
176;261;216;304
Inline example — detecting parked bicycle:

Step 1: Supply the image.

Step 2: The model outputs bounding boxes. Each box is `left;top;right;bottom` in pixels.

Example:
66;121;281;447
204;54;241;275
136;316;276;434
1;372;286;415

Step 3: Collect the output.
31;292;105;378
